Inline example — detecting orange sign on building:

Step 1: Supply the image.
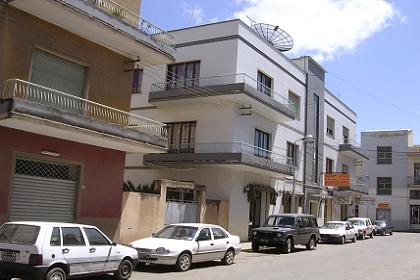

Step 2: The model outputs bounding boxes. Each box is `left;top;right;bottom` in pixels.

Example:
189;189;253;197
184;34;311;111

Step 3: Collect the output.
378;203;390;209
324;173;350;187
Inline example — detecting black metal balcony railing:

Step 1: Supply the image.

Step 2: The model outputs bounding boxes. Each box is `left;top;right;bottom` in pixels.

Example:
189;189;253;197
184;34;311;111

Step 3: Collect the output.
167;142;294;166
150;73;296;113
408;176;420;186
84;0;175;53
0;79;167;138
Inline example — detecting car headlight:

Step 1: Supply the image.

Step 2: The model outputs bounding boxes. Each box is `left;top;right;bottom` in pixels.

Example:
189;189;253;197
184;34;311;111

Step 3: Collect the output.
155;247;169;254
252;231;257;236
277;232;283;238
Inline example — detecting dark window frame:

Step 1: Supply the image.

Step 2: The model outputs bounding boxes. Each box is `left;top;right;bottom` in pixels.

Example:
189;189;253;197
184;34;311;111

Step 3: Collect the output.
132;68;143;93
257;70;273;96
287;142;299;166
326;158;334;174
166;61;201;89
377;146;392;164
167;121;197;153
254;129;271;158
377;177;392;195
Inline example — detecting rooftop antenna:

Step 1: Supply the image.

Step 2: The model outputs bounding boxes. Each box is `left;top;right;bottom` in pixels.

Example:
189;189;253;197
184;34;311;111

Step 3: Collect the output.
246;15;294;52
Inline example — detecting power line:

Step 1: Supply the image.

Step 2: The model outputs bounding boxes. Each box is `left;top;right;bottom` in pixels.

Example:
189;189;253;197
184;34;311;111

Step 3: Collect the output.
327;72;420;119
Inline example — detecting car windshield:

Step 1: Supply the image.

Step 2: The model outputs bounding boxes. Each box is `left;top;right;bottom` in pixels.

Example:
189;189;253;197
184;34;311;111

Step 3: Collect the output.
348;220;365;226
322;223;345;229
0;224;40;245
264;216;295;228
375;221;386;226
153;225;198;241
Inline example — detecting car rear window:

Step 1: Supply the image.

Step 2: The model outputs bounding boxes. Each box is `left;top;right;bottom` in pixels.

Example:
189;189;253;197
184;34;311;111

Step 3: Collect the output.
0;224;40;245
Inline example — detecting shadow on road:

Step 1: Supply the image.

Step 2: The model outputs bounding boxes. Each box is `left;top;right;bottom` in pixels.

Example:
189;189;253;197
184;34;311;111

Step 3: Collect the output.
242;246;307;254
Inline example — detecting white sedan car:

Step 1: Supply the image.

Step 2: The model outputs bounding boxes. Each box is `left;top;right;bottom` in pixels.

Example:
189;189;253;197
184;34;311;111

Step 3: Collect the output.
129;223;241;272
319;221;357;244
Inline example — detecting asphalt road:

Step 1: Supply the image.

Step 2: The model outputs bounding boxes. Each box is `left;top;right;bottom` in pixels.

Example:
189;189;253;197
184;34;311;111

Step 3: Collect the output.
89;232;420;280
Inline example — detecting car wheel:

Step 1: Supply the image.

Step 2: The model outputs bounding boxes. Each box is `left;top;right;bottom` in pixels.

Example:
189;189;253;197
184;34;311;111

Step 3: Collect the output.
176;253;192;272
390;231;393;236
361;232;366;240
221;249;235;265
282;238;293;254
114;259;133;280
251;242;259;253
382;231;385;236
352;234;357;243
370;231;374;238
306;237;316;250
340;236;346;245
45;267;67;280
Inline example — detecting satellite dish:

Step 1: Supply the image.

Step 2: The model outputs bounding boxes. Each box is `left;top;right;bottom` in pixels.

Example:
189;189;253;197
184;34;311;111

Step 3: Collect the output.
250;22;294;52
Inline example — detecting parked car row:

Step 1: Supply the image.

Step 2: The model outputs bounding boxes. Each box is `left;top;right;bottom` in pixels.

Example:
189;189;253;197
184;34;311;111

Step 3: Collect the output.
0;217;394;279
0;221;240;279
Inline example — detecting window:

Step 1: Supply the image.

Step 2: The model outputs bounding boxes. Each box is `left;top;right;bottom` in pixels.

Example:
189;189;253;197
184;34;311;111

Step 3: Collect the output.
196;228;212;241
50;227;61;246
83;228;110;246
302;217;311;228
167;121;196;153
342;164;349;174
343;126;349;144
326;116;335;137
377;146;392;164
410;190;420;200
377;177;392;195
211;228;228;240
31;49;86;97
287;142;299;166
132;69;143;93
288;91;300;119
167;61;200;88
257;70;272;96
254;129;270;158
410;206;420;225
62;227;85;246
0;224;40;245
326;158;334;174
309;216;318;228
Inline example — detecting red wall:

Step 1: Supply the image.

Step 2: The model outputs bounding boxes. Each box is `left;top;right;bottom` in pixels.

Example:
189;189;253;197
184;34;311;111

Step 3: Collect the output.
0;126;125;219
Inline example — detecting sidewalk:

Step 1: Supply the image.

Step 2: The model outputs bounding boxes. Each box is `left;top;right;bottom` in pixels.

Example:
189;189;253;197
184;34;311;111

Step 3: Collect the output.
240;241;252;250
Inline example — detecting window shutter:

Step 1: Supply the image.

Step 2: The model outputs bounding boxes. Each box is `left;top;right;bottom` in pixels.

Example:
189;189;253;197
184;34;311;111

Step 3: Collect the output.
31;49;86;97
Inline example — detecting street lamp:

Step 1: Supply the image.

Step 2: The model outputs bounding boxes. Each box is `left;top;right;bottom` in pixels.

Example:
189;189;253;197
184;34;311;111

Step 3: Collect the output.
291;135;314;213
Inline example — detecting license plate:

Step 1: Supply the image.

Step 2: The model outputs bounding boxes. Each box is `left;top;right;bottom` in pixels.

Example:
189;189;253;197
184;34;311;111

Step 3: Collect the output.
0;251;17;263
260;238;269;243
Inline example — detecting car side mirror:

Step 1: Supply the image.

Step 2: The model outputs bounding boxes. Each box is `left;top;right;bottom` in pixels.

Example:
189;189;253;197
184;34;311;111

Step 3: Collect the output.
151;233;155;237
111;241;117;246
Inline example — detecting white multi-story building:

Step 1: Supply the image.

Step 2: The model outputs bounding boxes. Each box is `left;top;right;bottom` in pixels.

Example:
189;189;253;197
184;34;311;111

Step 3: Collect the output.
361;129;420;231
125;19;367;240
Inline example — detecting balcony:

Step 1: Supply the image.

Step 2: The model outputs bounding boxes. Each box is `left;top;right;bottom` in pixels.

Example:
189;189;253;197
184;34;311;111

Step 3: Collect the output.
149;74;296;122
0;79;167;153
337;178;368;194
408;176;420;187
144;142;294;176
339;139;369;160
9;0;175;63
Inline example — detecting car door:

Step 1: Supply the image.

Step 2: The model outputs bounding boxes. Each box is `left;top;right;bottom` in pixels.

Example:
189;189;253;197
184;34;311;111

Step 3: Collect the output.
302;217;312;243
195;228;215;262
211;227;229;259
345;223;354;240
61;227;90;276
295;218;305;244
83;227;113;273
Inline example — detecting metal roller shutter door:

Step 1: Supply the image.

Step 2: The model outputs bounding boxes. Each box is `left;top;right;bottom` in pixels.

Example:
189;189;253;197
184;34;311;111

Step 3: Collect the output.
9;158;78;223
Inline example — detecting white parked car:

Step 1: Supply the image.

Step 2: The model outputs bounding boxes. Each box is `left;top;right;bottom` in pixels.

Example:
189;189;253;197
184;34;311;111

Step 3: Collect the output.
347;217;375;239
0;222;138;280
129;223;241;272
319;221;357;244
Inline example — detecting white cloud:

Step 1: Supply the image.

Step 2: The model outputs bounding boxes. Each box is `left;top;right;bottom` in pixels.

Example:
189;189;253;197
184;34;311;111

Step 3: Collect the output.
234;0;402;61
183;2;204;25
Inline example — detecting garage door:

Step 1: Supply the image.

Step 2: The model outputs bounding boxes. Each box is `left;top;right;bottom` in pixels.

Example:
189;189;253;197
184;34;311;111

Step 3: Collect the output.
9;157;78;223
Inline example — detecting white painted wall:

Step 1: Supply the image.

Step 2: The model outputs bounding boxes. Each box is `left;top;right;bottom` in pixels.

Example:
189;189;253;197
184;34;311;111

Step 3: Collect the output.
360;130;412;230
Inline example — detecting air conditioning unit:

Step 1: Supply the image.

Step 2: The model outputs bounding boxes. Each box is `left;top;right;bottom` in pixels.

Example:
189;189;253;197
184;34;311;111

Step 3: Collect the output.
124;59;142;72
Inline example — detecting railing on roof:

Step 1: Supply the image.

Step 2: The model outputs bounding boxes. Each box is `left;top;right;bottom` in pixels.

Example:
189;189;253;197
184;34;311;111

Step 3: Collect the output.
84;0;175;53
150;73;295;111
0;79;167;138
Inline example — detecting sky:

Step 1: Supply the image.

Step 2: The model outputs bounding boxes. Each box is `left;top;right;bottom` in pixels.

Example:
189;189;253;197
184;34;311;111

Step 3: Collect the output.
141;0;420;143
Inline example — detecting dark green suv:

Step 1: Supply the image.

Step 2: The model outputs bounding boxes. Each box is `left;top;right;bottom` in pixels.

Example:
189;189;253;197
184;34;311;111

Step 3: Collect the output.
250;214;320;254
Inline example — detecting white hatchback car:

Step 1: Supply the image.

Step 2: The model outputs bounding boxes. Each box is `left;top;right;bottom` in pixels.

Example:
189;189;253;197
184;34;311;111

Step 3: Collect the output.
319;221;357;244
0;222;138;280
347;218;375;239
129;223;241;272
